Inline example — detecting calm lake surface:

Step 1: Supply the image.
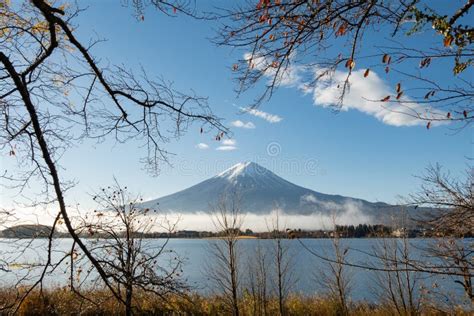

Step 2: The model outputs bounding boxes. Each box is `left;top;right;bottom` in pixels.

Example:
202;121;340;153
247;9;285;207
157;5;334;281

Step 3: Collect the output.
0;238;471;305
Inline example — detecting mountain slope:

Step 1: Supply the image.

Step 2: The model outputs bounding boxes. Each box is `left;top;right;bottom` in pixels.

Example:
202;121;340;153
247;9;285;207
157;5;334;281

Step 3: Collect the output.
142;162;395;220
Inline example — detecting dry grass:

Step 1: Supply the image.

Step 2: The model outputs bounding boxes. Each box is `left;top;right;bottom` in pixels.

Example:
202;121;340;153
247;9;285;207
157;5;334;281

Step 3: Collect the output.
0;288;470;315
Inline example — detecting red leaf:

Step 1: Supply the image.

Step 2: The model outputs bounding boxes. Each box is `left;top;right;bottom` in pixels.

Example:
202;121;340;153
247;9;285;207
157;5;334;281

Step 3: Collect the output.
363;69;370;77
381;96;390;102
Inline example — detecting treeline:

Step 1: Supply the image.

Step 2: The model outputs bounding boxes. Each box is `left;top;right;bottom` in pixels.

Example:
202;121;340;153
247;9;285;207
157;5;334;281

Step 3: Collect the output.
2;223;472;239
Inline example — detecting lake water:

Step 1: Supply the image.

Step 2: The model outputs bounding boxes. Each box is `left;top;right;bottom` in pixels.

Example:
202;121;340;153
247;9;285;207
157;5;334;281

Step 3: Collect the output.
0;238;471;306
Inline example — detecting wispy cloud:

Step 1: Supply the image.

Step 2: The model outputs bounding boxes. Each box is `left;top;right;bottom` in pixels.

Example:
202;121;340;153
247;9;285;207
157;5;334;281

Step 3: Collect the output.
216;145;237;151
216;139;237;151
195;143;209;150
222;139;236;146
240;107;283;123
231;120;256;129
244;52;302;87
310;68;446;127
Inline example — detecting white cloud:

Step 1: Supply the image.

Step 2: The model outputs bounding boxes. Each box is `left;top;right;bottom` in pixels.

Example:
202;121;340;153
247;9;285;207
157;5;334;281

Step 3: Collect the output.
244;49;446;127
222;139;236;146
231;120;256;129
240;107;283;123
216;139;237;151
309;68;446;127
244;52;302;87
216;145;237;151
195;143;209;150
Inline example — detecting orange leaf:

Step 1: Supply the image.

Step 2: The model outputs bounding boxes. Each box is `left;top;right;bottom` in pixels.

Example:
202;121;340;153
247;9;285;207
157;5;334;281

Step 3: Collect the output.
336;24;347;36
345;58;355;69
443;35;453;47
382;54;390;63
363;69;370;77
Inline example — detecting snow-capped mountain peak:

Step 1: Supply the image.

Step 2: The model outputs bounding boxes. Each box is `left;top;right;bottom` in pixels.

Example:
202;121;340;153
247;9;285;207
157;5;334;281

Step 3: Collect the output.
216;161;268;180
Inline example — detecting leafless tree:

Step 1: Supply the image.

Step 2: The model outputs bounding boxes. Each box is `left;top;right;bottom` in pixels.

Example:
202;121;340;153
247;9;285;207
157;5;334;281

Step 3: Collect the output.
267;210;295;316
0;0;225;309
72;182;187;316
216;0;473;127
372;232;423;316
408;164;473;302
207;192;244;316
315;216;352;316
245;240;269;316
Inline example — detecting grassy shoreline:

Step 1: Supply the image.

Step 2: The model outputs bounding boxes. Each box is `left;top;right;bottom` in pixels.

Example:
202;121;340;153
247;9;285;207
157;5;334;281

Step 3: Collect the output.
1;288;470;315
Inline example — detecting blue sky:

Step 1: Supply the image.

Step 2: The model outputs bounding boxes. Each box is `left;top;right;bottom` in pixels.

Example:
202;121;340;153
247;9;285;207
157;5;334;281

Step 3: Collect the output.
1;1;472;212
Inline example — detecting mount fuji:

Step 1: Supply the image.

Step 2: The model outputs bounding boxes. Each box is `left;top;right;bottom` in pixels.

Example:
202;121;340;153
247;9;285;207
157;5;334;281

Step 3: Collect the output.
142;162;400;223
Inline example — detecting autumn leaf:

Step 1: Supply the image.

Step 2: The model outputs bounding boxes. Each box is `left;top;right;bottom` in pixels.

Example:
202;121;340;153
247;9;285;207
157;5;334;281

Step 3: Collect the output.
443;35;453;47
396;83;401;93
426;122;431;129
396;91;403;100
382;54;390;63
335;24;347;36
446;112;451;119
381;96;390;102
345;58;355;69
463;110;468;118
363;69;370;77
420;57;431;68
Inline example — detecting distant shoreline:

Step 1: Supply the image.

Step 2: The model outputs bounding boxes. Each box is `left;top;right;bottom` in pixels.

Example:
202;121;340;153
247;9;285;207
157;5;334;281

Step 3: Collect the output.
1;224;470;239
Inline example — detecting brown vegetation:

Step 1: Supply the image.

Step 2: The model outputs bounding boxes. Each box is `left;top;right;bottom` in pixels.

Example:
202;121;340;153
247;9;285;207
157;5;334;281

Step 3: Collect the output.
1;288;471;316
